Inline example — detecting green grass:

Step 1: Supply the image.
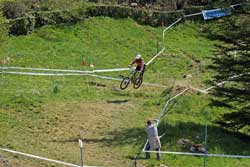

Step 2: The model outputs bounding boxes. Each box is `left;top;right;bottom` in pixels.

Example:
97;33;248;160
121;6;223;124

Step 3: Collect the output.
0;17;249;167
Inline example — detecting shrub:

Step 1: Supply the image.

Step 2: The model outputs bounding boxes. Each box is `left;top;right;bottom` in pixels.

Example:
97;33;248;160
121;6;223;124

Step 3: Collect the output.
86;5;183;27
184;5;204;15
0;8;8;48
8;7;86;35
9;14;35;35
34;8;86;27
242;2;250;13
39;0;88;11
2;1;29;19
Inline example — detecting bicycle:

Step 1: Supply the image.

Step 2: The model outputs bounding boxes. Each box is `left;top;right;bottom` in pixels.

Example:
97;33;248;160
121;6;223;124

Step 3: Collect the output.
120;67;144;90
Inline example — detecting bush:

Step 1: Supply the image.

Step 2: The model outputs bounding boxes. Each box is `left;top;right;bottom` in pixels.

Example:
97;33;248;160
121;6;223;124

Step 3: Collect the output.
184;5;204;15
0;9;8;48
34;8;86;27
39;0;88;11
242;2;250;13
86;5;183;27
6;3;204;35
9;14;35;35
2;1;29;19
8;7;86;35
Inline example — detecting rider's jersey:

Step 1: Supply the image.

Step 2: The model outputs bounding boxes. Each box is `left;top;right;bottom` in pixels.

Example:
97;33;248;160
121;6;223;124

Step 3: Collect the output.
131;58;145;68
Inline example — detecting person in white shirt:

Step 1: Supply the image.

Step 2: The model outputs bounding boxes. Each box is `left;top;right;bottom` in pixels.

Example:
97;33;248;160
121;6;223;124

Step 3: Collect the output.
145;120;161;160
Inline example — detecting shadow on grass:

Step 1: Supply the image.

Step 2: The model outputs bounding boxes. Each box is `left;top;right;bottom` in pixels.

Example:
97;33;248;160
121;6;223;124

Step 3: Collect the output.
106;99;129;104
54;127;146;146
54;122;250;155
158;122;250;155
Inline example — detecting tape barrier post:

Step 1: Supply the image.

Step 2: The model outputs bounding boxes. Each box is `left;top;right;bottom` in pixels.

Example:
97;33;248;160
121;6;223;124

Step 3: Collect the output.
79;139;84;167
204;125;208;167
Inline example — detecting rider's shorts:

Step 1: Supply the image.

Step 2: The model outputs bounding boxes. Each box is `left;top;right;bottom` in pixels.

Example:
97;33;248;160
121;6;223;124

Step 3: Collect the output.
136;65;142;71
136;64;146;73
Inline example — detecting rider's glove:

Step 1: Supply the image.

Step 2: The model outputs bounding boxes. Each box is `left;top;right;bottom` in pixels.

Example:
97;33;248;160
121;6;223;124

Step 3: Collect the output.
128;64;132;68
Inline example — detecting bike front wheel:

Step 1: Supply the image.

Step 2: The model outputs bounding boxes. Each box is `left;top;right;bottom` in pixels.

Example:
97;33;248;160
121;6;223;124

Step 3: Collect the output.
120;77;130;90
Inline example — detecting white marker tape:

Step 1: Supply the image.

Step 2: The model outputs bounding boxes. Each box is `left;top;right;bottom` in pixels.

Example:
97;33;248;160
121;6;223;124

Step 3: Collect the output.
0;71;168;88
146;48;165;66
0;148;101;167
0;66;129;74
142;150;250;159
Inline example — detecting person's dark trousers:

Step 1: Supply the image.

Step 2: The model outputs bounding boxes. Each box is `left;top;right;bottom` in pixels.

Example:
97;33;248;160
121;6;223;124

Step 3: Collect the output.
145;142;151;159
156;148;161;160
145;142;161;160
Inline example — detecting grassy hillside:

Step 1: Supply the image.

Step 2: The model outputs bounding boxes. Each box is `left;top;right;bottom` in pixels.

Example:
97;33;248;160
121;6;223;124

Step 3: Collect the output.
0;17;250;167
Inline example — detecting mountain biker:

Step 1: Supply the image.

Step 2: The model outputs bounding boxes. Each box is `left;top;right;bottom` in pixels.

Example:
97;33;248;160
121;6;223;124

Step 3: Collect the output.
128;54;146;77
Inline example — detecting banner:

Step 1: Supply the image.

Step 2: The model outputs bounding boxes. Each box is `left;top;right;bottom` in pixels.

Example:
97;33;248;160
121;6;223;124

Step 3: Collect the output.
202;8;232;20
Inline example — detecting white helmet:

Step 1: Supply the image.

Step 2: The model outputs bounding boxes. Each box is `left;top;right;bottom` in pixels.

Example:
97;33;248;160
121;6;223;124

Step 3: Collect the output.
135;54;141;60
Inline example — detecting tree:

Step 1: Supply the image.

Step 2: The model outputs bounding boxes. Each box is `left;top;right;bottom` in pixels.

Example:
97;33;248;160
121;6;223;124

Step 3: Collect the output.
0;4;8;50
208;14;250;133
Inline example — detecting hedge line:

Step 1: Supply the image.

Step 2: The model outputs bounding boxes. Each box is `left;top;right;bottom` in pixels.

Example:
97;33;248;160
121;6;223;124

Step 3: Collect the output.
9;5;200;35
9;8;86;35
86;5;184;27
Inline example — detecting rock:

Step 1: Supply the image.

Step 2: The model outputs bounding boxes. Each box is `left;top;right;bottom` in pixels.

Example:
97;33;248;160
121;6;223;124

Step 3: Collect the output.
159;164;169;167
218;19;224;23
183;74;192;79
190;144;206;153
177;138;193;148
130;2;138;7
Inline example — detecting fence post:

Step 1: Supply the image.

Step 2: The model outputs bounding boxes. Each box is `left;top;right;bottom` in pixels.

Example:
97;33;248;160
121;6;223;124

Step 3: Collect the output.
203;124;208;167
79;139;84;167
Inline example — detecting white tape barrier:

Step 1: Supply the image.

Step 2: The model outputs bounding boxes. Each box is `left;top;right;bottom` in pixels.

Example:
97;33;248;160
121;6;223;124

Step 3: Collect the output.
0;148;101;167
190;72;250;94
184;12;202;18
158;88;189;124
2;71;248;94
146;48;165;66
89;74;122;81
0;66;130;74
1;71;247;92
203;73;248;92
189;85;208;94
0;71;122;81
162;18;183;49
186;72;250;94
0;71;168;88
0;71;88;76
142;150;250;159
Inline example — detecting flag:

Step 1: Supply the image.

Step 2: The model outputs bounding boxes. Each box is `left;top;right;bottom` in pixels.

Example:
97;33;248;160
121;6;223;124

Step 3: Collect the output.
82;60;87;67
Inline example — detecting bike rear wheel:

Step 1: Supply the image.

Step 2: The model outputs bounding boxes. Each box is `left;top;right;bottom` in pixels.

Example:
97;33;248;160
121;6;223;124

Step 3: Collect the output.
133;76;143;89
120;77;130;90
